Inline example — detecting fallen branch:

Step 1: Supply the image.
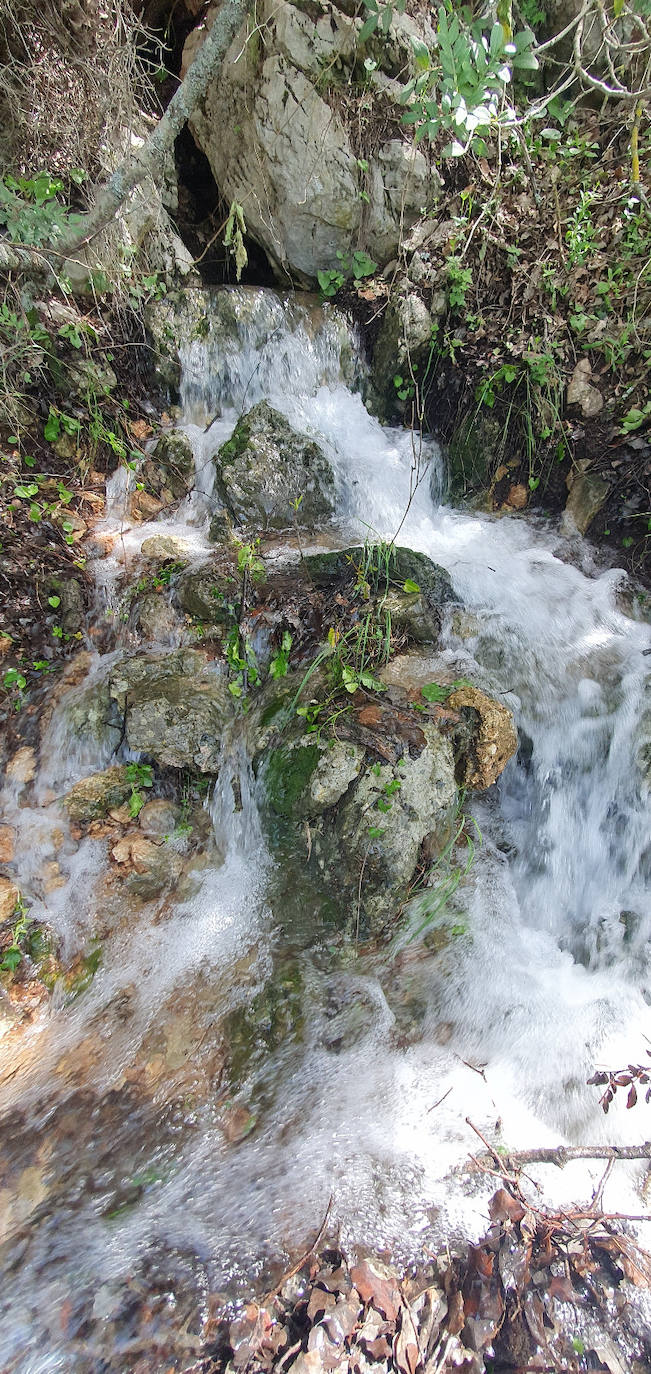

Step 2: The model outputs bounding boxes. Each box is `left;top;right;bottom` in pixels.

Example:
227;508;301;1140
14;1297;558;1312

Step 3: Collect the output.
505;1143;651;1166
56;0;249;262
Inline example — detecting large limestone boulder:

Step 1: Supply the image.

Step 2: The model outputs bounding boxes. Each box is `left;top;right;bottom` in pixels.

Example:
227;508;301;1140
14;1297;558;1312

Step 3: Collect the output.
213;401;335;530
184;0;438;282
109;650;231;771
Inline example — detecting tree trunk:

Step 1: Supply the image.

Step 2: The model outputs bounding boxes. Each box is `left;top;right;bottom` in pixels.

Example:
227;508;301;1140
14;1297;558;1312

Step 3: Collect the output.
58;0;248;261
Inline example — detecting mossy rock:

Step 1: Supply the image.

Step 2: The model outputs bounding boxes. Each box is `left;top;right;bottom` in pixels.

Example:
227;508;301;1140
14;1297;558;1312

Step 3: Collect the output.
447;411;503;501
263;737;363;820
226;960;304;1086
175;566;240;623
213;400;335;531
300;545;455;613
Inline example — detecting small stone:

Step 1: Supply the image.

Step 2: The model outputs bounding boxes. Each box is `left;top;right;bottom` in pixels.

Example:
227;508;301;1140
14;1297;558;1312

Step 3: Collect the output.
138;800;179;838
130;490;163;521
0;827;15;863
63;766;133;822
108;804;133;825
140;534;190;561
6;747;37;784
0;877;20;922
506;483;528;510
561;471;610;536
567;358;603;417
41;862;65;894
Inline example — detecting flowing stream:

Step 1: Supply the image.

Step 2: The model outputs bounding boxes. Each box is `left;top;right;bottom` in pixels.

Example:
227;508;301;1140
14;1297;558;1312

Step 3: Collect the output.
1;288;650;1371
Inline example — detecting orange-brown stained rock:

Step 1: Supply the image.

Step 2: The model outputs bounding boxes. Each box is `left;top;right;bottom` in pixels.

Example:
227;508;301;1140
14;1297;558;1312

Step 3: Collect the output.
448;685;517;790
506;483;528;510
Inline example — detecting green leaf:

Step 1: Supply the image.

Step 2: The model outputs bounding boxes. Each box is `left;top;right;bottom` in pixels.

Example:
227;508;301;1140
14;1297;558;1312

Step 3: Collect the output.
403;579;420;593
359;12;379;41
128;791;145;819
44;410;60;442
368;826;386;838
47;595;61;608
512;50;539;69
411;36;430;70
0;947;22;972
421;681;450;703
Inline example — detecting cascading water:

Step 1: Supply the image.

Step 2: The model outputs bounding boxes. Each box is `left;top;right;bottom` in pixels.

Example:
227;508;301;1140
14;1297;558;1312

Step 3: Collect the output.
1;287;650;1371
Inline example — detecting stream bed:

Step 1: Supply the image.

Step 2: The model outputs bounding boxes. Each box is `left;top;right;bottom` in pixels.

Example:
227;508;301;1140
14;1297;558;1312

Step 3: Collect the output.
0;288;650;1372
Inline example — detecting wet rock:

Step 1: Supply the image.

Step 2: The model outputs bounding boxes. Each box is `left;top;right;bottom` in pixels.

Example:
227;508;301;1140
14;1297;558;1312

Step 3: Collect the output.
263;715;457;935
134;593;182;644
62;766;133;822
109;650;230;771
447;684;517;789
138;799;179;838
301;545;454;605
333;723;456;933
0;877;20;922
446;410;503;502
136;431;194;510
264;738;364;819
567;358;603;418
129;489;164;522
111;832;184;898
175;564;240;623
6;747;37;784
213;401;335;530
369;291;434;419
151;429;194;493
140;534;191;561
0;826;15;863
48;576;85;635
562;467;610;535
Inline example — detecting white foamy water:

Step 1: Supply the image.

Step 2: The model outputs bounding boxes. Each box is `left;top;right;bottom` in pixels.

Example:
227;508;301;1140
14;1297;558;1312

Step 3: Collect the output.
1;288;650;1370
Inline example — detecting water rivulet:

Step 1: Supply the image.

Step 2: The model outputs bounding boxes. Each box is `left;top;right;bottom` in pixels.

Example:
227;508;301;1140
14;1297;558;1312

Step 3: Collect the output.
1;288;650;1370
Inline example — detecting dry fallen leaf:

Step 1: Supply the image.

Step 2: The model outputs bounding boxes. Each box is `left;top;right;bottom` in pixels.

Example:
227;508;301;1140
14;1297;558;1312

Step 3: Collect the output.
350;1259;401;1322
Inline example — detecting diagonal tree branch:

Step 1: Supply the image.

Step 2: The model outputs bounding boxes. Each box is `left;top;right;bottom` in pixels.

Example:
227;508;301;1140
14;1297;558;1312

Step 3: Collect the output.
57;0;249;261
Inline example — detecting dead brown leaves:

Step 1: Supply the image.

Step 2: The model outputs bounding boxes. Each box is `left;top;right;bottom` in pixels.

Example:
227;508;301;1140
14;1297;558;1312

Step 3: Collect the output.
215;1178;651;1374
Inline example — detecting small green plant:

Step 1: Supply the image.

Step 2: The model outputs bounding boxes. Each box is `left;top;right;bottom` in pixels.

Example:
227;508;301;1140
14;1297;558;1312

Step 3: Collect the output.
0;171;84;247
619;401;651;433
317;250;377;300
235;538;265;580
566;188;598;267
226;626;260;699
421;678;472;704
317;269;345;299
269;631;293;680
399;11;538;155
125;761;154;818
0;901;30;973
446;258;473;311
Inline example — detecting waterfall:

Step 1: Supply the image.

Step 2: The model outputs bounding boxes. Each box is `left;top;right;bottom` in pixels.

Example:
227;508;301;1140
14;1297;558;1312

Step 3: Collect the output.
0;287;649;1370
